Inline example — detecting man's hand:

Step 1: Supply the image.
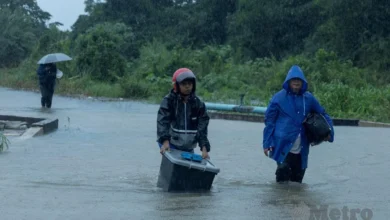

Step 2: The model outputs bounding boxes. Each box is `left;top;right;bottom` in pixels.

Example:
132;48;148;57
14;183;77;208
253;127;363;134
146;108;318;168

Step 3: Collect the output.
160;140;170;155
324;134;331;142
264;147;274;157
201;146;209;159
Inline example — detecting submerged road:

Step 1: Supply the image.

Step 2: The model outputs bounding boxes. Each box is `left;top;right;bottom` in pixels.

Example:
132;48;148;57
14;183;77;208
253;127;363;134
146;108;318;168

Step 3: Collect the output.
0;87;388;220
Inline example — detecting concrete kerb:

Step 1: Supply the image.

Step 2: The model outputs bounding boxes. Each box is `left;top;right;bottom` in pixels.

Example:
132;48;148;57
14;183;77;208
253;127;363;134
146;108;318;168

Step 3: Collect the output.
358;120;390;128
0;115;58;139
31;118;59;134
207;111;390;128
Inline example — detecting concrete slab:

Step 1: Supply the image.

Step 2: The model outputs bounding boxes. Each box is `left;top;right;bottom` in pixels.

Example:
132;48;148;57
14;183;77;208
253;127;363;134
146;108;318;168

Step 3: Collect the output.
19;127;44;140
31;118;59;134
0;115;58;138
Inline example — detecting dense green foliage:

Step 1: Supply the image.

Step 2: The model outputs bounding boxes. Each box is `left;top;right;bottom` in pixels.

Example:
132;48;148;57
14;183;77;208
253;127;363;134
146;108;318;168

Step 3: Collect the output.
0;0;389;122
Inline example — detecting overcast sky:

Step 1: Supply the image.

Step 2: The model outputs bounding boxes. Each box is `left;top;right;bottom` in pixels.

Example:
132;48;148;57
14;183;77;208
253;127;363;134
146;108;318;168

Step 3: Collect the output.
36;0;86;31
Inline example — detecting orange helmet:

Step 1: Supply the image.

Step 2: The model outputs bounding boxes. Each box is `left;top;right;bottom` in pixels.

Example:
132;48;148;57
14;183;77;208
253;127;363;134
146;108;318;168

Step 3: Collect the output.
172;68;196;93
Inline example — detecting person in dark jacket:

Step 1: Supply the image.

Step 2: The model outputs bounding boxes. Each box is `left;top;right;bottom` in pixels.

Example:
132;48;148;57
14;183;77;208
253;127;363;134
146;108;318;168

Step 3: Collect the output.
157;68;211;159
37;63;57;108
263;65;335;183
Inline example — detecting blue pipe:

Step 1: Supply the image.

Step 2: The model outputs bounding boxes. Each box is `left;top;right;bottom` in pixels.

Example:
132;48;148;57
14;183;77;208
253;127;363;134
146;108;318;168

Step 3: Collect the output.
205;102;267;114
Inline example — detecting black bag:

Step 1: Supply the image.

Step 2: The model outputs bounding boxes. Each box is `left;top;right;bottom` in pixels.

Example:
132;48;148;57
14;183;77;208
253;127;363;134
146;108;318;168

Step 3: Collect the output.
303;112;331;146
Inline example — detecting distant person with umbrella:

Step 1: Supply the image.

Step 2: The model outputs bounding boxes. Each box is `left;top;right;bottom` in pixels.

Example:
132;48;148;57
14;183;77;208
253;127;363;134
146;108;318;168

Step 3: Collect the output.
36;53;71;108
37;63;58;108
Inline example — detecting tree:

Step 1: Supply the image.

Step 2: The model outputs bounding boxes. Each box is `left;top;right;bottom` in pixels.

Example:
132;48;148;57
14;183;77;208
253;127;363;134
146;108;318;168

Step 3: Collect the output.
0;8;36;67
0;0;51;26
228;0;322;59
74;22;134;81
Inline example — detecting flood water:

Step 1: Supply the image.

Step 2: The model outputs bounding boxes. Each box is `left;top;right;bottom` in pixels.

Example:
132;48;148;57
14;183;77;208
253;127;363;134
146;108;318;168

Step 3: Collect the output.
0;87;388;220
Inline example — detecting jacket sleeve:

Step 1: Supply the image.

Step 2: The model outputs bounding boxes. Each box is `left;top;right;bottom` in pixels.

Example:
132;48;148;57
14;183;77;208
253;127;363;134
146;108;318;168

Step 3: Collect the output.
37;65;46;81
197;101;211;152
157;97;171;144
263;97;279;149
37;65;43;75
311;95;335;142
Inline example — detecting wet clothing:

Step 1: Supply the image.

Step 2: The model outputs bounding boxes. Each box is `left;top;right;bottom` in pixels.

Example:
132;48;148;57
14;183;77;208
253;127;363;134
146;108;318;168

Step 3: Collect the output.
275;153;306;183
37;64;57;108
289;134;302;154
263;65;334;182
157;90;211;152
39;83;55;108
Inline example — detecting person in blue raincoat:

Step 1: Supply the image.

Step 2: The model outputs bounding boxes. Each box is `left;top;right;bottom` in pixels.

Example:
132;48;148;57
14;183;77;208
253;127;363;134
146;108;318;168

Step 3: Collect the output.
262;65;335;183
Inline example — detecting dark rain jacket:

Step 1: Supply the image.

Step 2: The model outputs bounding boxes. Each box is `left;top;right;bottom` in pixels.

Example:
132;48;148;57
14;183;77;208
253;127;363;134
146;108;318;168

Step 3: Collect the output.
37;63;57;86
157;90;211;152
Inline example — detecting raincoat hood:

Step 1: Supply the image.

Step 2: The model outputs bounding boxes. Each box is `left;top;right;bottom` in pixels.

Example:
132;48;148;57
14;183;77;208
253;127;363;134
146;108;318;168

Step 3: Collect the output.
282;65;308;94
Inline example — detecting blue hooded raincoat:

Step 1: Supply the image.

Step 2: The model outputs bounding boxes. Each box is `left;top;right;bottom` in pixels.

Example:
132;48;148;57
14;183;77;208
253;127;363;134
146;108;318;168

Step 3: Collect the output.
263;65;334;169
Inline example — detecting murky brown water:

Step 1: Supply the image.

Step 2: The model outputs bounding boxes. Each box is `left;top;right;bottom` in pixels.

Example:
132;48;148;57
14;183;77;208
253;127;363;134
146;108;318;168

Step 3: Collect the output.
0;87;388;220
